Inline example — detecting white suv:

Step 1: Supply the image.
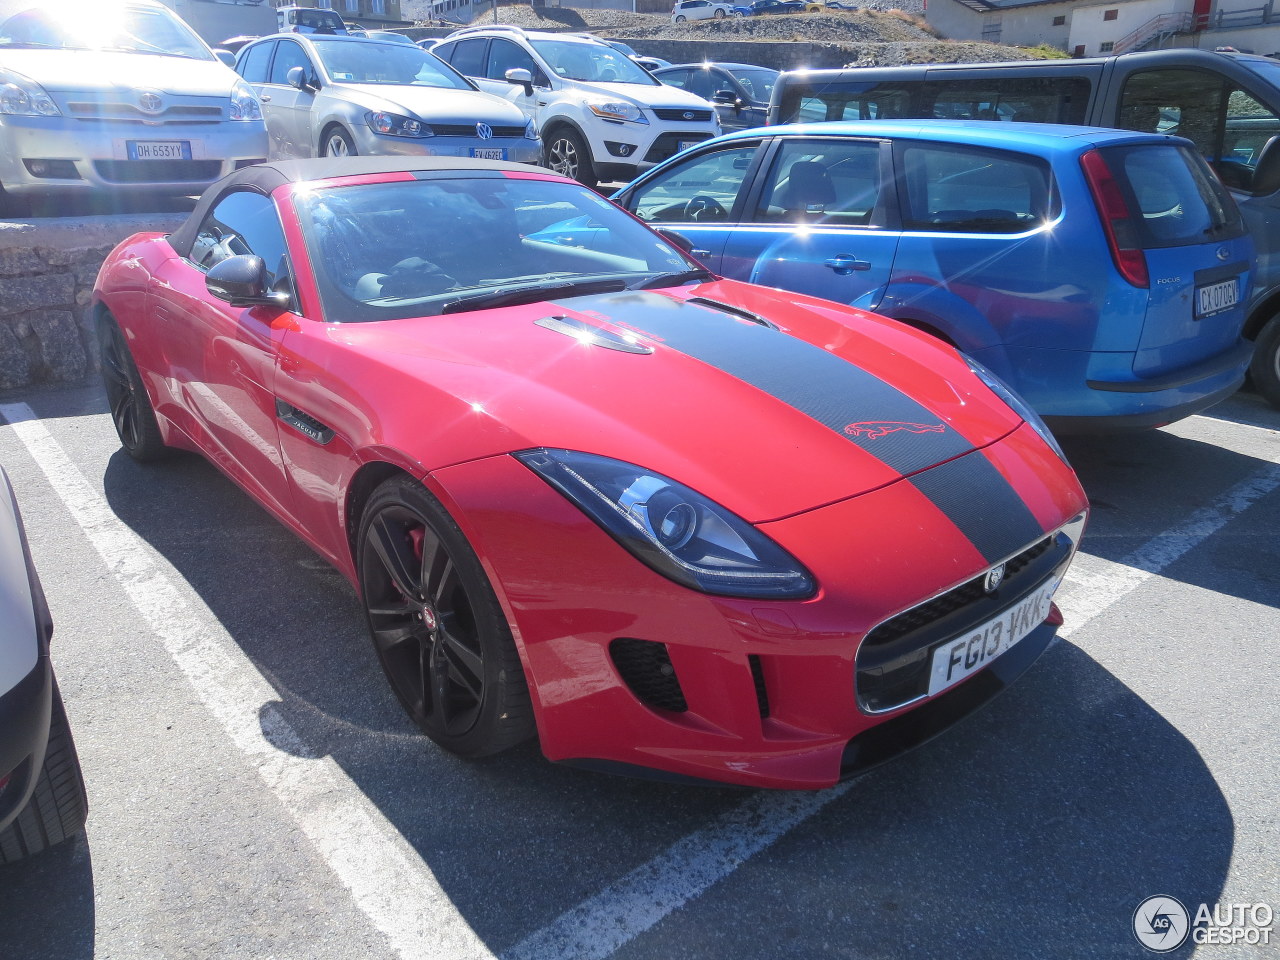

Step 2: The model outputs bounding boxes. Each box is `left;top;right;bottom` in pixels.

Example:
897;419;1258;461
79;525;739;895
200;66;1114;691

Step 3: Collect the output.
430;27;719;187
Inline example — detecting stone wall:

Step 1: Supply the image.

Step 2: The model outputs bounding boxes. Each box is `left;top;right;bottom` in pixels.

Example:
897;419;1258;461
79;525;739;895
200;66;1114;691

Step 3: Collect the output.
0;214;186;391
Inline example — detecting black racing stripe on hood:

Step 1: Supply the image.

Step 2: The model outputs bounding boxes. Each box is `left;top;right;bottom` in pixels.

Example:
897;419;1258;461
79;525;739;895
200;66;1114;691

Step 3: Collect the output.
554;291;974;477
909;450;1046;565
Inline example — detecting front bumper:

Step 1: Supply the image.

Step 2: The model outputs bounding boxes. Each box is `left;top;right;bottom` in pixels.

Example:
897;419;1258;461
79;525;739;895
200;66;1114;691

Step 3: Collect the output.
430;422;1087;789
0;115;268;196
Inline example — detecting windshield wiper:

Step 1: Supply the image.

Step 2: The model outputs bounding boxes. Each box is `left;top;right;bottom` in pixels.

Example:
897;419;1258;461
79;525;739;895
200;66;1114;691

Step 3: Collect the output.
632;268;715;290
440;277;628;314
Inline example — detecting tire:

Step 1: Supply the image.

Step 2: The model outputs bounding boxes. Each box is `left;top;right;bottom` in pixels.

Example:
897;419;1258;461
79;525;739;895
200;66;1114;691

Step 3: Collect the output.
1250;313;1280;408
544;127;597;189
322;126;357;158
0;680;88;864
674;13;687;21
714;7;726;16
98;314;169;462
357;475;534;758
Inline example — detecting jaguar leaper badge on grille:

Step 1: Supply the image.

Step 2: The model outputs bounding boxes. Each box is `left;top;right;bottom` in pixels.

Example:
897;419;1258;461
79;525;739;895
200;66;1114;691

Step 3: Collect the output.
983;562;1007;594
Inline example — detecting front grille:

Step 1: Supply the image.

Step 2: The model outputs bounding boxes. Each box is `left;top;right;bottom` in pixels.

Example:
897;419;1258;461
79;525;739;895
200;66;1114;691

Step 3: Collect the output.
643;132;712;164
855;535;1066;713
610;638;687;712
93;160;222;183
68;102;224;123
430;124;526;138
653;107;715;122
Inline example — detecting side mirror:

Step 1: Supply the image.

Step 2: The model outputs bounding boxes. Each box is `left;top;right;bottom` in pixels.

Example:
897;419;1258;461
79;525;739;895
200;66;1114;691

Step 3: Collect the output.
505;67;534;96
287;65;314;91
214;48;236;68
206;256;288;308
712;89;737;104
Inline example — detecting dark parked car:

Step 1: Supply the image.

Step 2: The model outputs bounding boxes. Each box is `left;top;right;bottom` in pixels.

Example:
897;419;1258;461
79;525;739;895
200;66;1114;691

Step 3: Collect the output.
653;62;778;131
743;0;815;14
0;465;87;863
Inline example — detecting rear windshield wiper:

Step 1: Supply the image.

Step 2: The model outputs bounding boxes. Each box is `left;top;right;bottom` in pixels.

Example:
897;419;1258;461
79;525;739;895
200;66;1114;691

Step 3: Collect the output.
632;268;716;290
440;277;628;314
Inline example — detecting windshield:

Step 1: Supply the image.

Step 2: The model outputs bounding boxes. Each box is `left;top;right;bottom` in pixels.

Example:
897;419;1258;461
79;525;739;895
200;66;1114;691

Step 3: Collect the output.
727;67;778;102
288;9;345;32
529;39;657;85
312;38;471;89
1242;57;1280;91
0;3;212;59
296;177;702;322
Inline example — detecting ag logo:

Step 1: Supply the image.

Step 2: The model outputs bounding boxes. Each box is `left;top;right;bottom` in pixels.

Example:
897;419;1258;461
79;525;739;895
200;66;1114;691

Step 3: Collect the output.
1133;896;1190;952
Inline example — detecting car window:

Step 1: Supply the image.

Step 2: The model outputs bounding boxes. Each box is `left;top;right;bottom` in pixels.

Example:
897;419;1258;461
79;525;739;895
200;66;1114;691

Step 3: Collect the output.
683;68;717;100
728;68;777;103
657;68;692;89
1119;68;1280;192
269;39;312;86
898;142;1054;233
237;41;274;84
1103;143;1244;246
928;78;1090;124
755;139;884;227
626;145;758;223
486;38;544;85
189;192;293;297
312;38;471;88
448;37;487;77
295;177;698;322
528;38;656;85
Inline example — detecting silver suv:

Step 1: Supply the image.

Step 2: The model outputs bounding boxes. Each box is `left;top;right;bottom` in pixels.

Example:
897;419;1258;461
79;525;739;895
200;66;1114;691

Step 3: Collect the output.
430;26;719;187
0;0;267;213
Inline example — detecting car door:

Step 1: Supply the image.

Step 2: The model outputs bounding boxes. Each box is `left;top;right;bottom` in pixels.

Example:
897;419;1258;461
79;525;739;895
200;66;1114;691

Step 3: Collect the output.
481;37;551;121
616;140;765;273
146;190;297;519
719;137;900;311
261;38;320;158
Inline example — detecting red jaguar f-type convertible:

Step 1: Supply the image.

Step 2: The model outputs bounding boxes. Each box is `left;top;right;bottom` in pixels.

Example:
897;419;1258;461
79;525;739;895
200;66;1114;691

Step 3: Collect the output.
94;158;1088;788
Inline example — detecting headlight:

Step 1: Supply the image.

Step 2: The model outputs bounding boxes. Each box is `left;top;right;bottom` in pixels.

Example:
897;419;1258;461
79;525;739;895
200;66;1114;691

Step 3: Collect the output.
228;79;262;121
524;117;538;140
965;356;1067;463
0;68;59;118
516;449;815;599
366;110;432;138
586;100;647;124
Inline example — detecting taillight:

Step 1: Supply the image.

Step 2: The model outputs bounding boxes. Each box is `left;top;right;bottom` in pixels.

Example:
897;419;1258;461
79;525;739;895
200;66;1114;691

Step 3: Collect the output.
1080;149;1148;288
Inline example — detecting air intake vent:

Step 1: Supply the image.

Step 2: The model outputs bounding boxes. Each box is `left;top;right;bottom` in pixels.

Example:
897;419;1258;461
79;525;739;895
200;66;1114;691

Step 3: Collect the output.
534;314;654;354
610;638;687;712
748;654;770;718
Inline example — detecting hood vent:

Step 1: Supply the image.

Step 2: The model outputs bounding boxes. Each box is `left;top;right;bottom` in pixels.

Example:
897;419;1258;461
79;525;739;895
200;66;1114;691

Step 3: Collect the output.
534;314;654;354
685;297;776;330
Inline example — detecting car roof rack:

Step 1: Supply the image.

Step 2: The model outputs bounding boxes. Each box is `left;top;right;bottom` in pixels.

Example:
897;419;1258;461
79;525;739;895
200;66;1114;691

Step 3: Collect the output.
443;24;527;38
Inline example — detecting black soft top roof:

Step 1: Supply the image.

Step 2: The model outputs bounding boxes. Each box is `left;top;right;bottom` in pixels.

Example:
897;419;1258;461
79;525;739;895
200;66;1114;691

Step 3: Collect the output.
168;157;542;259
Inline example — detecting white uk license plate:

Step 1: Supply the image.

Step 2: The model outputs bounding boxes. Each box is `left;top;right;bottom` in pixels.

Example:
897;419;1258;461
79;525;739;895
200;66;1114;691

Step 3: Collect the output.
1196;277;1240;317
470;147;506;160
926;579;1059;698
126;140;191;161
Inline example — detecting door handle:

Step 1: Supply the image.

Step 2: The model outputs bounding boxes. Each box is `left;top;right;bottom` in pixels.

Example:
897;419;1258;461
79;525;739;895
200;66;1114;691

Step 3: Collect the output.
823;255;872;275
260;95;272;102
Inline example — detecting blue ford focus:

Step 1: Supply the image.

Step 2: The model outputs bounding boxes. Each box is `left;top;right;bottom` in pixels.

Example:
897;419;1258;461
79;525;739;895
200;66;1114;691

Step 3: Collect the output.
604;121;1253;431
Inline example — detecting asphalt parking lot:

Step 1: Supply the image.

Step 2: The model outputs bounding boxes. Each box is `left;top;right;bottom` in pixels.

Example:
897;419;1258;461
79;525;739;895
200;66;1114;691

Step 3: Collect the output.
0;382;1277;960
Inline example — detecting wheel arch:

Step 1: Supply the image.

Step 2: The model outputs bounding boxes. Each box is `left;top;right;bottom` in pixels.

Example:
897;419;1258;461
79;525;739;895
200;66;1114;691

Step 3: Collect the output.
316;120;353;157
1244;285;1280;341
343;459;415;565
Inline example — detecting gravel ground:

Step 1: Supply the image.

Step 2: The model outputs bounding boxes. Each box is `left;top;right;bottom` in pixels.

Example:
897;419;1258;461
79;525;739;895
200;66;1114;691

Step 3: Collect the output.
411;5;1048;66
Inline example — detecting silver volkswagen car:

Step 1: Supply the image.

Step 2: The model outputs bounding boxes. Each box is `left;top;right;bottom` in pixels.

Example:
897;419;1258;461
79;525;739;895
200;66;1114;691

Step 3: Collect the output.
235;34;540;163
0;0;268;213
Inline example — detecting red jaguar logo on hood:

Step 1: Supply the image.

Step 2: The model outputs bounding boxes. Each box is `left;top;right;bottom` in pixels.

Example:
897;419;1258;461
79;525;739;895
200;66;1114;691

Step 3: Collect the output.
844;421;947;439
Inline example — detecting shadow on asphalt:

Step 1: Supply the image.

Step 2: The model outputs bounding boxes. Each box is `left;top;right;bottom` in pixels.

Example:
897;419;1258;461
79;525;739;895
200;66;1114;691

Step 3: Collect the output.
92;415;1237;957
0;833;95;957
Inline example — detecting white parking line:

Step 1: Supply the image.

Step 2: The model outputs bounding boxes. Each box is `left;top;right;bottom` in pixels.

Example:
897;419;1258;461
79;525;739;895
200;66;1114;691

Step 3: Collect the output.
501;455;1280;960
0;404;496;960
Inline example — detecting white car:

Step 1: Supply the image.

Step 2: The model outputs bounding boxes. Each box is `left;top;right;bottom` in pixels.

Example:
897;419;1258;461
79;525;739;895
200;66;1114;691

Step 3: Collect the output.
671;0;736;21
0;0;268;214
431;26;719;187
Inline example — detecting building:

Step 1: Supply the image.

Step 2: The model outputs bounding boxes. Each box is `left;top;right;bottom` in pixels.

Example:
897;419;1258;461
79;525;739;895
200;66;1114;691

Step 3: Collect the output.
926;0;1280;57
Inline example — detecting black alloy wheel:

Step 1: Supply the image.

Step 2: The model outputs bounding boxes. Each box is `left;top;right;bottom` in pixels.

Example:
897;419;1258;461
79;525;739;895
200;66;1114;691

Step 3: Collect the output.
357;476;533;757
98;315;168;461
